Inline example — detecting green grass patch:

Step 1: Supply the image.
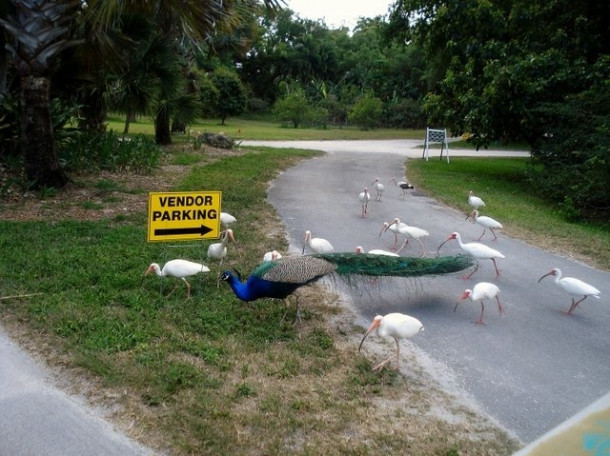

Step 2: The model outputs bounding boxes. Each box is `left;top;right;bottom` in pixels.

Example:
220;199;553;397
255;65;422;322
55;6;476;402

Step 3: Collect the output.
106;115;425;141
407;157;610;270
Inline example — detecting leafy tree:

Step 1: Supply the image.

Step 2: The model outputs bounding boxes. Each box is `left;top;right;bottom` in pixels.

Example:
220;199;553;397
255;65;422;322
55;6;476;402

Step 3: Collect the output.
528;59;610;220
242;9;343;107
389;0;610;219
348;93;383;130
198;72;220;117
67;0;279;145
210;66;246;125
272;85;312;128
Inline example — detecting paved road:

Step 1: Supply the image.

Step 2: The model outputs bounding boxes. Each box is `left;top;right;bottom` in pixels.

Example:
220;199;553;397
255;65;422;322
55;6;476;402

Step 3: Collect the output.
0;326;154;456
253;139;610;445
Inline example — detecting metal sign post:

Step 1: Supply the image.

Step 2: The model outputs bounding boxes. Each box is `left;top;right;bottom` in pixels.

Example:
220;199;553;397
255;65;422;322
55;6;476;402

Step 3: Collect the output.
423;127;450;163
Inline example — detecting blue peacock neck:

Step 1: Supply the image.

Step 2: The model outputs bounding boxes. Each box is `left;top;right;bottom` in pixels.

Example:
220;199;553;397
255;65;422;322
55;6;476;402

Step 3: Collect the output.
223;272;255;301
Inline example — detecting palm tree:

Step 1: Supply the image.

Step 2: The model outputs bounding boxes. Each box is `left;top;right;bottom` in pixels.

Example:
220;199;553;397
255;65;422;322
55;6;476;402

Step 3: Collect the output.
0;0;285;186
0;0;81;189
85;0;283;145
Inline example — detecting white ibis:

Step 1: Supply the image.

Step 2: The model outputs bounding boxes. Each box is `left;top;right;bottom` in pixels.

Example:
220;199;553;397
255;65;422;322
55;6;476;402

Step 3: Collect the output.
207;229;237;267
263;250;283;261
466;209;503;241
437;232;504;279
142;259;210;298
208;229;238;285
355;246;400;257
455;282;504;325
379;220;406;250
358;187;370;217
371;178;385;201
387;177;414;199
303;230;334;254
384;217;429;257
468;190;485;210
538;268;601;314
358;313;424;371
220;212;236;227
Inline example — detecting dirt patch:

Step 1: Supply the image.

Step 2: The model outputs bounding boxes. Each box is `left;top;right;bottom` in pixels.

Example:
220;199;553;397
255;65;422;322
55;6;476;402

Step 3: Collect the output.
0;145;245;222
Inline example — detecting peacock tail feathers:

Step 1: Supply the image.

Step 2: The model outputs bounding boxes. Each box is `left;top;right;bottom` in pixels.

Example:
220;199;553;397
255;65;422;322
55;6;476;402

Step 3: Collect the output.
222;252;476;302
251;252;475;284
309;252;475;278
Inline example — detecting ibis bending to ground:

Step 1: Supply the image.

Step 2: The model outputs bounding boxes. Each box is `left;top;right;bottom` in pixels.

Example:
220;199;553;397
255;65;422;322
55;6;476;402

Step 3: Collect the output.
207;229;237;266
358;313;424;371
437;232;505;279
220;212;237;227
384;217;429;257
455;282;504;325
466;210;503;241
379;220;406;250
303;230;334;254
142;259;210;298
387;177;414;199
208;229;238;285
358;187;370;217
371;178;385;201
468;190;485;210
538;268;601;314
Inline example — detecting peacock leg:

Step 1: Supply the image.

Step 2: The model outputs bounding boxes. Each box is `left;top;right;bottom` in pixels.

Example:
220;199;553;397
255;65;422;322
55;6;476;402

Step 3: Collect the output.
279;297;291;325
292;295;303;325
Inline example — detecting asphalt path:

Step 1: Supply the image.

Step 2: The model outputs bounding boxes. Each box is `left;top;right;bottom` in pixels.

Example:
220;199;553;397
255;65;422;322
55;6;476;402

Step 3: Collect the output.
249;139;610;445
0;326;154;455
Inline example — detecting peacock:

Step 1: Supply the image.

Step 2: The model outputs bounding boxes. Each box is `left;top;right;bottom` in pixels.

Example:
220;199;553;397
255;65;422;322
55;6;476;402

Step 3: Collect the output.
220;252;476;302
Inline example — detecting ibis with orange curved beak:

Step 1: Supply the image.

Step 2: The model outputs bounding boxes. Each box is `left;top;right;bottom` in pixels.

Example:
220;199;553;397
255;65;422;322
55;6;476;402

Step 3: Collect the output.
359;313;424;371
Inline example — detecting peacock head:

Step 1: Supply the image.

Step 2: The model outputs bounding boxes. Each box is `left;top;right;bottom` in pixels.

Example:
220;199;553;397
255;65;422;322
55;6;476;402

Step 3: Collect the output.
220;271;236;283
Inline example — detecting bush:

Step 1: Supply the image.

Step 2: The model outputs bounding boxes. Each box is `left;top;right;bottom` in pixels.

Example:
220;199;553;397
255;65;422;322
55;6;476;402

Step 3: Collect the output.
528;70;610;221
58;131;162;173
385;98;424;128
348;94;383;130
318;96;347;126
210;67;246;125
246;97;269;115
272;89;312;128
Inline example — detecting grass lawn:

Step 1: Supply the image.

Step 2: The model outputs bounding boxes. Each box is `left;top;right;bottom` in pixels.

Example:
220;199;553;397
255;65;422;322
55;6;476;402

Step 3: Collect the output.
406;157;610;271
106;115;426;141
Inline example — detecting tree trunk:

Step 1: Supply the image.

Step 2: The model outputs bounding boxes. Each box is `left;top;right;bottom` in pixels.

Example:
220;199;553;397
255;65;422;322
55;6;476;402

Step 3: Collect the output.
78;87;107;134
123;108;133;135
171;118;186;133
154;106;172;145
20;76;68;189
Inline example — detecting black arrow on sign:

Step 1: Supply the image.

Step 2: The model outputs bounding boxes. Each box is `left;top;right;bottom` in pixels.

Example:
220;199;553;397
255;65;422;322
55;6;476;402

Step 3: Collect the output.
154;225;214;237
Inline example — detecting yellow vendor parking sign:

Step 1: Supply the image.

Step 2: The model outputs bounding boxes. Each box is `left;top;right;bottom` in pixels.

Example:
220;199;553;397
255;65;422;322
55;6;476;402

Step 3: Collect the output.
147;191;222;242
